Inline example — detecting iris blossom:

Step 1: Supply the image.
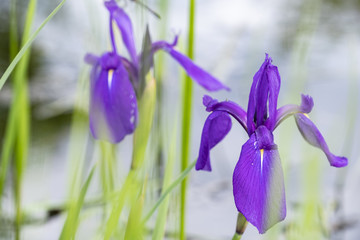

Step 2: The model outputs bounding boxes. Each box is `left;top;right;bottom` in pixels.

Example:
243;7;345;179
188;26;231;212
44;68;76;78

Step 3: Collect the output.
196;54;348;233
85;0;228;143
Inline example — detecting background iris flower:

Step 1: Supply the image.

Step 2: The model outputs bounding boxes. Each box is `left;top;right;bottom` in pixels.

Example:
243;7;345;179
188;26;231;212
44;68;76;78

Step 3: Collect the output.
84;0;229;143
196;54;348;233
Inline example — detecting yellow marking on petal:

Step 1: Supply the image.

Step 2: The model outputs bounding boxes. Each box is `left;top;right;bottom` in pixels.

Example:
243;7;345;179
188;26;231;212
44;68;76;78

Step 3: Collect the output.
108;69;114;88
260;149;264;173
303;113;310;119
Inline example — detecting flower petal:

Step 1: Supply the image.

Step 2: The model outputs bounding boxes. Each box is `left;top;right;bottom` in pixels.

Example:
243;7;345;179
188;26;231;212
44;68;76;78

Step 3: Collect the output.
294;113;348;167
274;94;314;129
105;1;138;66
89;56;138;143
203;95;248;132
266;64;281;131
233;126;286;234
151;38;230;91
196;111;232;171
247;54;281;133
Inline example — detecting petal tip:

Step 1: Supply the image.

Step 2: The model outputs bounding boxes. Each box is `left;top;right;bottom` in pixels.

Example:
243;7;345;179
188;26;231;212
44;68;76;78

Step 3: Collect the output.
300;94;314;113
202;95;218;110
330;156;348;168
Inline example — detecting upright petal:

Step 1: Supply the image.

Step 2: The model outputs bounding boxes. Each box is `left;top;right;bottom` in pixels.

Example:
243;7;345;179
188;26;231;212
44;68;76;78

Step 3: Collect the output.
233;126;286;234
266;64;281;131
151;38;230;91
105;1;138;67
89;53;138;143
247;54;272;134
196;111;232;171
294;113;348;167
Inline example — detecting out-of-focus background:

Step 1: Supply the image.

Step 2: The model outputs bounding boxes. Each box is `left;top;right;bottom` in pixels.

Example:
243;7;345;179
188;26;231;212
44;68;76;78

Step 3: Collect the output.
0;0;359;239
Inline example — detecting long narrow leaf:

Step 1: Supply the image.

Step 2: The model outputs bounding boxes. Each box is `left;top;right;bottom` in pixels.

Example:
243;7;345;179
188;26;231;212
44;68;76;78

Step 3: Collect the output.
143;159;196;223
0;0;67;90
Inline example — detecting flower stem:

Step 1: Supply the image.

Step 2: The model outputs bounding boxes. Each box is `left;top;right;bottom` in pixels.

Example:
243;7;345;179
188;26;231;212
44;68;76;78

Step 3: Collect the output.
180;0;195;239
231;212;248;240
109;16;117;54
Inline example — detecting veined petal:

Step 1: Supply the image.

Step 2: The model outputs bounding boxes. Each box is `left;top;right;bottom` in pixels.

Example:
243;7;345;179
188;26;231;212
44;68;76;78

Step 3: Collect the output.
233;126;286;234
266;64;281;130
196;111;232;171
203;95;248;132
294;113;348;167
151;38;230;91
89;54;138;143
247;54;271;134
105;1;138;66
274;94;314;129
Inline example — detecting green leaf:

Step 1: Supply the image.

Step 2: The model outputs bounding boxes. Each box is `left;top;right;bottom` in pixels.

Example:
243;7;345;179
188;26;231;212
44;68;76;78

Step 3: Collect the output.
60;166;96;240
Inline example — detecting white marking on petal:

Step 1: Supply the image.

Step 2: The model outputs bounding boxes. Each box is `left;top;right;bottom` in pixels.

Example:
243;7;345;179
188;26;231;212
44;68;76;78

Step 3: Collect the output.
108;70;114;89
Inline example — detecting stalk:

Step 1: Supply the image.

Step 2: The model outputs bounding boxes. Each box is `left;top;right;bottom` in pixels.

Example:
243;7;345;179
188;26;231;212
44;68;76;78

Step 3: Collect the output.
231;212;248;240
180;0;195;239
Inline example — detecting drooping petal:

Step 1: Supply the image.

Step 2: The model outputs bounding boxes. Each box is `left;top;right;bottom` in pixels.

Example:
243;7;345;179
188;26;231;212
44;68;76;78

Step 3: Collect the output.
151;38;230;91
294;113;348;167
203;95;248;132
89;53;138;143
105;0;138;67
84;53;100;66
233;125;286;234
274;94;314;129
196;111;232;171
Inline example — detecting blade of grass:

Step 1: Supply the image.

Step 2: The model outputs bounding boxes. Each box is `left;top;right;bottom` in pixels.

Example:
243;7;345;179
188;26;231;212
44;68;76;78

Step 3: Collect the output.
9;1;38;238
180;0;196;239
0;0;20;204
59;165;96;240
131;72;157;170
124;177;147;240
143;159;196;223
103;72;157;239
152;126;177;240
0;0;67;91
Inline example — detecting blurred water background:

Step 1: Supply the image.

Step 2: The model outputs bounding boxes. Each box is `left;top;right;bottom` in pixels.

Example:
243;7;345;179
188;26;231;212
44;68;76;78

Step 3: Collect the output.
0;0;359;239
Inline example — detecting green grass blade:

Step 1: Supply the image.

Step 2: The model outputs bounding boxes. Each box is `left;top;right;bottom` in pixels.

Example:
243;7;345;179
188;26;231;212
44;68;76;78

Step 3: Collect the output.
9;0;19;60
103;171;137;240
0;0;67;91
124;178;147;240
152;127;177;240
103;72;157;239
59;165;96;240
180;0;196;239
143;159;196;223
131;72;157;170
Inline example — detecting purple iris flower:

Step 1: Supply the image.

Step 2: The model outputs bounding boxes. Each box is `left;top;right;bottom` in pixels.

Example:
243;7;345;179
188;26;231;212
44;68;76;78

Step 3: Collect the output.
196;54;348;233
85;0;228;143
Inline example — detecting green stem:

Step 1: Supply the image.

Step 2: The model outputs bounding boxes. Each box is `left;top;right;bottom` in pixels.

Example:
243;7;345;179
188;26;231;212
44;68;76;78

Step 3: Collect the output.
180;0;195;239
231;212;247;240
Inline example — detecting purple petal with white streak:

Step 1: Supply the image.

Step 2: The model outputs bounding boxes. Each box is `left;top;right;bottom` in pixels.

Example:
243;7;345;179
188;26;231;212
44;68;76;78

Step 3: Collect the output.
89;54;137;143
233;126;286;234
294;113;347;167
196;111;232;171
